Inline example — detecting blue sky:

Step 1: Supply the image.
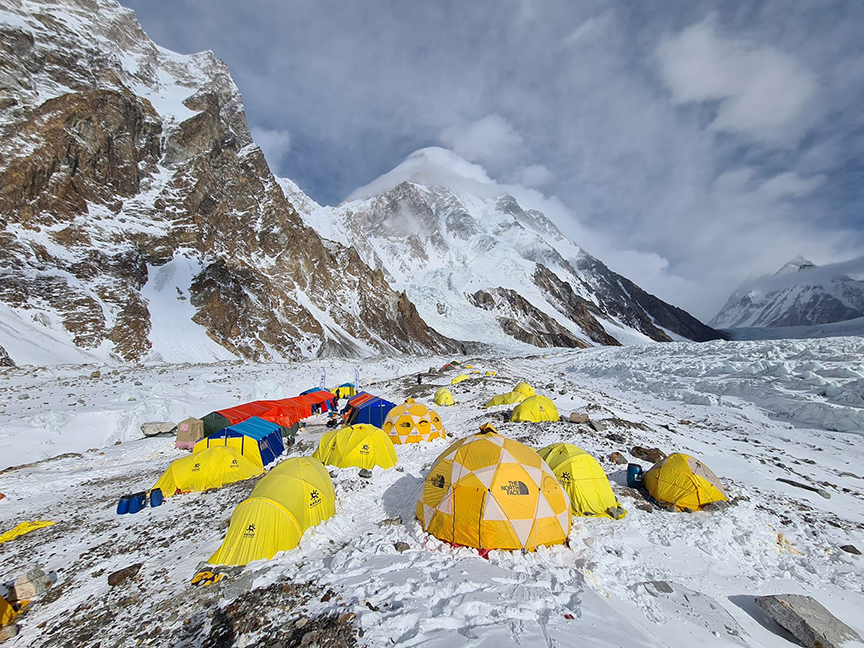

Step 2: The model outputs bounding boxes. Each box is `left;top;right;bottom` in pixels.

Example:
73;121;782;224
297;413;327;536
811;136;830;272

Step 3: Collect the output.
122;0;864;320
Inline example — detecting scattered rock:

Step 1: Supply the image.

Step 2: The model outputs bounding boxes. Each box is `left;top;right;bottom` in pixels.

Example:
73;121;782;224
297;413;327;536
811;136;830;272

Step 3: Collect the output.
379;516;402;526
338;613;356;624
635;502;654;513
702;501;730;512
569;412;589;424
679;420;692;425
90;370;101;379
754;594;863;648
609;452;628;465
358;469;373;479
840;544;861;555
294;617;309;630
0;625;19;642
140;421;175;437
10;567;52;601
588;419;608;432
107;563;142;587
393;542;410;553
776;477;831;499
606;432;626;444
631;446;665;463
17;394;29;400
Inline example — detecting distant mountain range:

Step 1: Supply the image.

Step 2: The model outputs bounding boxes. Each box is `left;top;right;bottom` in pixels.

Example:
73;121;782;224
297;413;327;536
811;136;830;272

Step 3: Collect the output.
0;0;722;366
711;255;864;330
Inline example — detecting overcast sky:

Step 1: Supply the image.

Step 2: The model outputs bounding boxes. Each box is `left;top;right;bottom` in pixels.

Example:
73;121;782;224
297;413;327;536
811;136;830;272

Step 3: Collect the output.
122;0;864;321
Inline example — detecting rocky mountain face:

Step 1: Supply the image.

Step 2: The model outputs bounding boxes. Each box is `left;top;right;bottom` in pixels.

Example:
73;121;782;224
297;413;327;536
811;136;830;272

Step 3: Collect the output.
291;148;723;350
0;0;460;364
710;256;864;329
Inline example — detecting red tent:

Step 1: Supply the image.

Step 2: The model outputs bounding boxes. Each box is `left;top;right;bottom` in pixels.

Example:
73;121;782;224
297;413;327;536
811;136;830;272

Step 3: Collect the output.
215;401;281;426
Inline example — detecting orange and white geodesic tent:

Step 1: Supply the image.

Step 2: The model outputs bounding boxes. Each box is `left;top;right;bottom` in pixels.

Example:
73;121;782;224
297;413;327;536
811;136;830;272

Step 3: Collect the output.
417;424;571;551
382;398;446;444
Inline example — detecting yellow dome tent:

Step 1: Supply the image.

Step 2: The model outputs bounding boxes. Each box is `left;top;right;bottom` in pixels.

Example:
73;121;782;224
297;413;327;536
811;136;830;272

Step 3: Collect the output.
643;453;728;511
313;424;398;469
513;382;535;398
209;457;336;565
193;435;264;468
382;399;446;444
153;447;263;497
484;391;527;408
510;395;559;422
485;371;497;376
417;424;571;551
434;387;455;406
451;374;470;385
538;443;626;519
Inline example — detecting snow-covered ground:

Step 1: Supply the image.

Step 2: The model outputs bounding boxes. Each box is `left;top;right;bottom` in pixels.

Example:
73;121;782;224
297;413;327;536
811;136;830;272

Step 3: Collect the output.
0;338;862;647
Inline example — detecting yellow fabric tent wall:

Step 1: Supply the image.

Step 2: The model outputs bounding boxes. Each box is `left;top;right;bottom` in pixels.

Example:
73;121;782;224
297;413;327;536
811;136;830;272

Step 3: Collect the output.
153;447;263;497
513;382;535;398
417;425;571;551
313;424;398;469
643;453;728;511
209;457;336;565
193;435;264;468
484;391;527;408
538;443;626;519
451;374;470;385
434;387;454;406
0;595;14;626
382;399;445;444
510;395;559;422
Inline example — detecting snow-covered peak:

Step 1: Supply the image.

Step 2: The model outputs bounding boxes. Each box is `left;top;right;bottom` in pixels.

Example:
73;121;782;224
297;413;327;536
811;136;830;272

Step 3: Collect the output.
774;255;817;276
347;147;499;201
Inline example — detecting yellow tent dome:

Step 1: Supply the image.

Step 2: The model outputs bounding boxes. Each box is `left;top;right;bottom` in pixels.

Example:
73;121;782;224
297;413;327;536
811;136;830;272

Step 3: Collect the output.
484;391;527;408
485;371;497;376
209;457;336;565
538;443;626;519
510;395;559;422
152;447;263;497
643;453;728;511
451;374;470;385
382;399;446;444
417;424;571;551
313;424;398;469
433;387;454;406
513;382;535;398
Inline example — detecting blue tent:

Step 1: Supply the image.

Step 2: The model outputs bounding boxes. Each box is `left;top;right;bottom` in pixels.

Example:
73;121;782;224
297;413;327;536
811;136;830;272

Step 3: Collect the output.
346;397;396;428
208;416;285;466
299;387;321;395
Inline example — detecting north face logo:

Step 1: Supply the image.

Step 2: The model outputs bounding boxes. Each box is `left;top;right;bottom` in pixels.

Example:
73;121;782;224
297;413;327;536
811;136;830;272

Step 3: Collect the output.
243;523;256;538
501;480;530;495
430;474;445;488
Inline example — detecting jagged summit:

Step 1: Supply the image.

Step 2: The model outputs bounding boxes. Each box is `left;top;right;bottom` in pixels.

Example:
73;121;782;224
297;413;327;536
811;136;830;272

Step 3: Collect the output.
774;255;817;277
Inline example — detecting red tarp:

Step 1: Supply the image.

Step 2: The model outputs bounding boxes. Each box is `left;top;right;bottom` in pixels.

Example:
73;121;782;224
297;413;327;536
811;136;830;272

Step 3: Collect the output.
214;391;336;430
347;392;376;408
215;401;281;426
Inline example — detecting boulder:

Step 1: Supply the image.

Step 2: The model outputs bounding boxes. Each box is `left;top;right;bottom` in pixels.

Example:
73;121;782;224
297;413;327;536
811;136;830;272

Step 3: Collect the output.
569;412;589;424
840;544;861;555
107;563;142;587
140;421;176;437
754;594;863;648
379;516;402;527
393;542;410;553
9;567;52;601
631;446;666;463
0;625;19;643
358;469;373;479
588;419;608;432
609;452;628;465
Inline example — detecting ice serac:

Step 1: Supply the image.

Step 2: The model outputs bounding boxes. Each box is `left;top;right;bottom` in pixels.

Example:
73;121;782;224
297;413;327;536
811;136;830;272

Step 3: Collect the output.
301;148;723;350
711;256;864;330
0;0;460;364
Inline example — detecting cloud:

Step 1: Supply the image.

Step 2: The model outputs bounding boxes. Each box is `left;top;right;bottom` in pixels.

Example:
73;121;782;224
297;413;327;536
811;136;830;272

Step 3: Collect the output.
656;21;816;145
440;115;525;166
519;164;554;188
249;126;291;173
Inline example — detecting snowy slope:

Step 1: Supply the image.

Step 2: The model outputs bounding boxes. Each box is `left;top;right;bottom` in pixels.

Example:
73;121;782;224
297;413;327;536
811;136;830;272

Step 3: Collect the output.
283;148;722;351
1;339;863;646
711;256;864;329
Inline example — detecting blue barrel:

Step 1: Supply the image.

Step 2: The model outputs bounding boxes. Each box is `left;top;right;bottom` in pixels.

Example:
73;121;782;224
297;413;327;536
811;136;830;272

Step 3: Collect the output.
149;488;163;508
626;464;644;489
116;496;130;515
127;492;146;514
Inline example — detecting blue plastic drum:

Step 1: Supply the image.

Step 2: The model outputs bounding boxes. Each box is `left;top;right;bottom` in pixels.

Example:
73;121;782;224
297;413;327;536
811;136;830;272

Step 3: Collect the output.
626;464;644;489
127;492;146;514
116;496;130;515
149;488;163;508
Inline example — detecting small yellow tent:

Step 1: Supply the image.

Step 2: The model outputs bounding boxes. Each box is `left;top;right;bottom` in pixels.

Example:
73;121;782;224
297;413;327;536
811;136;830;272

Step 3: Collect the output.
434;387;455;406
417;424;571;551
510;395;559;422
484;391;527;408
513;382;535;398
0;595;15;626
538;443;626;519
485;371;496;376
643;453;728;511
193;435;264;468
209;457;336;565
451;374;470;385
313;424;398;469
153;447;263;497
382;399;446;444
